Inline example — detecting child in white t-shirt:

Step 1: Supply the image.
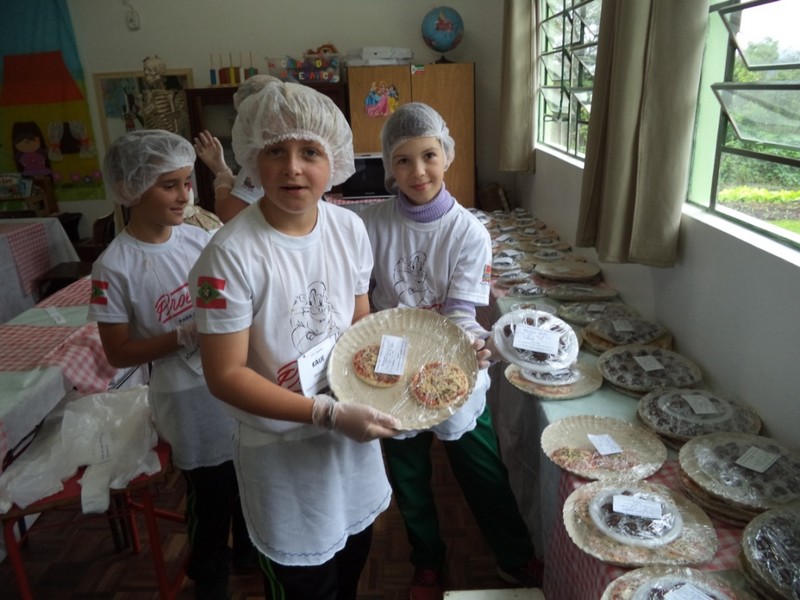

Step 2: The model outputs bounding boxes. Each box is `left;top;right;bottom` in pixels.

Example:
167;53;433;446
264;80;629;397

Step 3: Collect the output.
189;79;399;600
88;129;253;600
361;103;542;600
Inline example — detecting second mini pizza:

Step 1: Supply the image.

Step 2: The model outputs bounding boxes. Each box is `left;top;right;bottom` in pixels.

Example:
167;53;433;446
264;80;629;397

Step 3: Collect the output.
410;361;469;408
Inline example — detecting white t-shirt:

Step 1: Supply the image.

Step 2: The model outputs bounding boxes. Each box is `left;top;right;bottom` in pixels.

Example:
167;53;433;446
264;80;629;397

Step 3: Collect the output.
88;225;235;470
361;198;493;440
232;168;263;205
190;200;391;566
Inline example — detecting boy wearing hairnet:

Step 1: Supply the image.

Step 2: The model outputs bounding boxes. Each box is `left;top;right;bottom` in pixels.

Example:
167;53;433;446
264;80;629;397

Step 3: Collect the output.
88;130;253;600
189;79;400;600
192;74;276;222
360;103;542;600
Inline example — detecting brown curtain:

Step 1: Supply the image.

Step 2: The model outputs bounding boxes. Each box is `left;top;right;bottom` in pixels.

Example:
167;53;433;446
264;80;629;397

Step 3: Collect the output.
498;0;538;172
576;0;708;266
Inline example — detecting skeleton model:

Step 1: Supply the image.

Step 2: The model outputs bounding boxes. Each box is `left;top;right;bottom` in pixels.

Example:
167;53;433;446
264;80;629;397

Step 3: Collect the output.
140;56;190;137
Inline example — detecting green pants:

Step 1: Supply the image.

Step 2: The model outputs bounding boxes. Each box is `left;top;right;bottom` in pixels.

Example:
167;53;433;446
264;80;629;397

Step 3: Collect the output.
382;407;535;571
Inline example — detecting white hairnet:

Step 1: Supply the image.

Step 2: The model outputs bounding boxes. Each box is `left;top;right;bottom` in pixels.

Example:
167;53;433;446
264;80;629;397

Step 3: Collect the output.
103;129;195;207
232;79;355;190
380;102;455;192
233;74;282;110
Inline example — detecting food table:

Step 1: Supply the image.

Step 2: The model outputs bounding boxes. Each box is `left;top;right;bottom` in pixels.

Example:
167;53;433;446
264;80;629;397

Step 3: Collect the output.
0;277;139;469
0;217;79;324
474;209;755;599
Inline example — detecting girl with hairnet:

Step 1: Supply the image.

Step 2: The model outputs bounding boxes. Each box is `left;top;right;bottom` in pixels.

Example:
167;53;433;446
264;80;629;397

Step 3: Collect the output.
192;74;277;223
360;103;542;600
88;129;254;600
189;79;400;600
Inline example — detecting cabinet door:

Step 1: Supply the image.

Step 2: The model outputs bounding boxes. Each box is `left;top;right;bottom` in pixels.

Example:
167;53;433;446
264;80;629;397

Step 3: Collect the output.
410;63;475;207
347;66;412;153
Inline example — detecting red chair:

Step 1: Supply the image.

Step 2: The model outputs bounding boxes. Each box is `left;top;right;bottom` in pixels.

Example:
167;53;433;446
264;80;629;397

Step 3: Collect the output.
1;440;186;600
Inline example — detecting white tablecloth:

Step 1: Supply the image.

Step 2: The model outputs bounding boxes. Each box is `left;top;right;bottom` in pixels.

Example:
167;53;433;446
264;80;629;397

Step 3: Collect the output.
0;217;79;324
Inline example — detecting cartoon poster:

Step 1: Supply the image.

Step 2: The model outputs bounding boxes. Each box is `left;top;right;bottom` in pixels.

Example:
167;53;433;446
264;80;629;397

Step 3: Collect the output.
364;80;399;118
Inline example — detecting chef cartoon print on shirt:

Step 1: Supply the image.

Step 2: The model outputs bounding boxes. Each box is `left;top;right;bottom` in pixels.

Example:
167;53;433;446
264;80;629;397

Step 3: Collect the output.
393;251;437;309
289;280;341;354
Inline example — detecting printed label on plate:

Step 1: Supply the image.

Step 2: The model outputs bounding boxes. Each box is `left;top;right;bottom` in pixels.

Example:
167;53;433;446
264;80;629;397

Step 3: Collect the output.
375;335;408;376
664;583;714;600
682;393;719;415
498;249;524;258
634;355;664;372
612;494;663;519
512;324;560;355
588;303;607;312
612;319;634;332
495;234;512;243
493;255;513;265
588;433;622;455
523;227;540;234
735;446;780;473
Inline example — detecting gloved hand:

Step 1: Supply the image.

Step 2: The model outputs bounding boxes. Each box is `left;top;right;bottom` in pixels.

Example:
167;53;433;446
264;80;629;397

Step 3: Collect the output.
176;322;198;348
472;336;493;370
311;394;400;442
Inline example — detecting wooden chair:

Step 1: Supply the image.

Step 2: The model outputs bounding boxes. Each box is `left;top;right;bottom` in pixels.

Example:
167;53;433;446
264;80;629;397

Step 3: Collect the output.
1;440;186;600
73;212;116;263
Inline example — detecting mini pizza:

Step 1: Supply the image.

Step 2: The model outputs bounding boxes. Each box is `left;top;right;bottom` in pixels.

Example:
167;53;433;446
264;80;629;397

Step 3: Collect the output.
411;361;469;408
352;344;401;388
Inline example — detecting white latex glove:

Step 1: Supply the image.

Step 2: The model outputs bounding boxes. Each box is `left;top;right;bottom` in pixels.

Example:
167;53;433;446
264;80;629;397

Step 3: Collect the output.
311;394;400;442
176;322;198;348
472;337;493;370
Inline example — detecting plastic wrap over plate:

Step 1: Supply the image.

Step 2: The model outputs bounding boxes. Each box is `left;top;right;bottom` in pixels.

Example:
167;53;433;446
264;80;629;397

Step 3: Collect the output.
327;307;478;431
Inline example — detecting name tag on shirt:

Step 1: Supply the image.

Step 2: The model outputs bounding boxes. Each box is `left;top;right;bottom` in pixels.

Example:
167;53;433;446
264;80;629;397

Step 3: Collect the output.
298;335;336;396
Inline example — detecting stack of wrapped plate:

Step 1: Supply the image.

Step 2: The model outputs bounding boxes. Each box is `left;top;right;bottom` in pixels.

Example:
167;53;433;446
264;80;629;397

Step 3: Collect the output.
581;317;672;354
596;344;702;397
493;308;603;400
602;566;757;600
637;387;761;449
678;432;800;526
562;479;717;568
740;507;800;600
557;300;637;327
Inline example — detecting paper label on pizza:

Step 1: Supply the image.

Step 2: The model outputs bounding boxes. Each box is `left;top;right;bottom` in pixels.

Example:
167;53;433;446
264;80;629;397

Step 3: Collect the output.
411;361;469;408
586;317;666;346
352;344;401;388
589;488;683;548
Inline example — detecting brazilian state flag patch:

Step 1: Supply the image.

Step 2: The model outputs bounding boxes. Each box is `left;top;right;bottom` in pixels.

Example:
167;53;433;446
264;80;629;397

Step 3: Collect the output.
196;276;227;309
482;264;492;284
90;280;109;304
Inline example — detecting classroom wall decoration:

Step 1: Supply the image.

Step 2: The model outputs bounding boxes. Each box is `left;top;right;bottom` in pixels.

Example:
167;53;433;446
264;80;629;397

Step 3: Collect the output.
0;0;103;203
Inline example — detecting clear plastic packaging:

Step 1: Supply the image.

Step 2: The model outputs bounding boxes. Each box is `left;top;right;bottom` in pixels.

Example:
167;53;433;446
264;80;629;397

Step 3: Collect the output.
327;307;478;431
492;308;579;373
602;566;756;600
740;506;800;600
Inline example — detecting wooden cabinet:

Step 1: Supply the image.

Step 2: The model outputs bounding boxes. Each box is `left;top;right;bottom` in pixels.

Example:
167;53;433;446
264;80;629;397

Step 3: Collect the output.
346;63;475;207
185;82;348;211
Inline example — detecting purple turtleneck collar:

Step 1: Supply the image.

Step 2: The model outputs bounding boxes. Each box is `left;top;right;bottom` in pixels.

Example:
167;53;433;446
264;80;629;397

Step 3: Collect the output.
396;183;455;223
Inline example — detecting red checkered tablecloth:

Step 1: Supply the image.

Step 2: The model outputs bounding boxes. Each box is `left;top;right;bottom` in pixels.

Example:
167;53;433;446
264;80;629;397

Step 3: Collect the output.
42;322;117;393
543;460;743;600
37;275;92;308
0;222;49;294
0;324;75;371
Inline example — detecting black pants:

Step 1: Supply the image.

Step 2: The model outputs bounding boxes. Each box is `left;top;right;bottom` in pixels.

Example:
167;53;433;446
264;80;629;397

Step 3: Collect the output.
182;460;250;585
261;525;373;600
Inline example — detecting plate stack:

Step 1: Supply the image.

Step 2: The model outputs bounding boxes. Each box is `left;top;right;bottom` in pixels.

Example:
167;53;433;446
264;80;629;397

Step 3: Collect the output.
637;387;762;449
740;507;800;600
602;566;758;600
562;479;717;568
541;415;667;481
493;308;595;399
596;345;702;397
677;432;800;526
581;317;672;354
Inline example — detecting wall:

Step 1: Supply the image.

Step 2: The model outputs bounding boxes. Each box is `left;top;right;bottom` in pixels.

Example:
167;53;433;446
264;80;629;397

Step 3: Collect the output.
65;0;506;236
516;149;800;447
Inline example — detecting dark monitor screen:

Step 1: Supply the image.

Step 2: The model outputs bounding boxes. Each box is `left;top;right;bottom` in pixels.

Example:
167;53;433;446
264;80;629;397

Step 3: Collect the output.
336;153;390;200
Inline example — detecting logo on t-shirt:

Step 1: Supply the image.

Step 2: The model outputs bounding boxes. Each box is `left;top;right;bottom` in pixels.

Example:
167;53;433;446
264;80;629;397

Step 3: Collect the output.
195;276;227;309
155;283;193;324
90;279;109;305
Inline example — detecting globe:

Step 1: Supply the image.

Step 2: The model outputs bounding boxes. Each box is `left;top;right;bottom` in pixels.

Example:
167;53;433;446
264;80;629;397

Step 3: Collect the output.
421;6;464;56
